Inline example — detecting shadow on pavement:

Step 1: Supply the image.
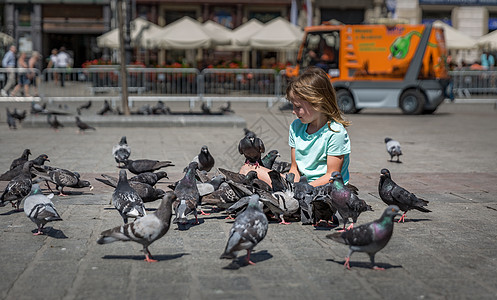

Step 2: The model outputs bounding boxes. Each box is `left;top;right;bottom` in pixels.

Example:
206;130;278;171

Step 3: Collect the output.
326;258;402;270
222;250;273;270
102;252;189;262
31;227;68;239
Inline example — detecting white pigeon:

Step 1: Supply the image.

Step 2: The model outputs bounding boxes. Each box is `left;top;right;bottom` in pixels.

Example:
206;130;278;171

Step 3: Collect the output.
384;137;402;163
23;184;62;235
112;136;131;167
97;191;176;262
220;194;268;265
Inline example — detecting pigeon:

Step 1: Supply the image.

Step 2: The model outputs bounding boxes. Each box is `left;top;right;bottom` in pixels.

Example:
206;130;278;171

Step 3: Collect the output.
238;129;265;166
219;101;234;114
293;176;316;225
6;108;17;129
31;101;47;114
97;100;113;115
123;159;174;175
261;150;280;169
75;116;96;133
130;171;168;186
95;174;165;203
326;171;373;231
23;184;62;235
112;169;146;224
11;109;27;123
196;174;225;197
151;100;171;115
220;194;268;265
0;162;33;210
47;114;64;131
201;102;211;114
326;205;401;270
97;191;176;262
385;137;402;163
10;149;31;170
33;166;93;196
268;170;299;225
173;162;204;225
378;168;431;223
192;145;215;172
1;154;50;181
78;100;92;111
112;136;131;167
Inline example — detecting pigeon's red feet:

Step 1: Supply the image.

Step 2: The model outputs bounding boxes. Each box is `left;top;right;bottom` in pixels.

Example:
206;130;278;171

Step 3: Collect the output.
246;251;256;265
397;213;406;223
199;210;210;216
225;215;235;220
313;220;335;227
372;266;385;270
344;257;351;270
33;231;44;236
279;220;290;225
346;223;354;230
144;254;158;263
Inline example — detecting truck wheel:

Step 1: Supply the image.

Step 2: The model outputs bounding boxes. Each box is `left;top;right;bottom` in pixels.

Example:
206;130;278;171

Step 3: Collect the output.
336;90;357;114
399;90;425;115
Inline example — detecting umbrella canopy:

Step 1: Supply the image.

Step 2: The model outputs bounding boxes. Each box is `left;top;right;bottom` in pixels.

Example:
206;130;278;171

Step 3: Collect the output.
249;17;303;50
476;30;497;49
146;16;211;49
202;20;232;46
433;21;477;50
232;18;264;46
0;32;14;45
96;18;163;49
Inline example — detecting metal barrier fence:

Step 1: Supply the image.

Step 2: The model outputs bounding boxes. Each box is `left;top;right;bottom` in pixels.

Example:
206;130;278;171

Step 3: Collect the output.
4;67;494;106
449;70;497;98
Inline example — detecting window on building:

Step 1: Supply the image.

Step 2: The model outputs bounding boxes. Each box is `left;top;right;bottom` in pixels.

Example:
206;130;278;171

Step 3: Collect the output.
321;9;364;25
422;11;451;26
212;7;235;29
18;4;32;27
164;10;196;25
489;12;497;32
249;11;281;23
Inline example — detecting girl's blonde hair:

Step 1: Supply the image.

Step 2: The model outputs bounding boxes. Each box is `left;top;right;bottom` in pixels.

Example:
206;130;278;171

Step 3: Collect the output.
286;66;351;128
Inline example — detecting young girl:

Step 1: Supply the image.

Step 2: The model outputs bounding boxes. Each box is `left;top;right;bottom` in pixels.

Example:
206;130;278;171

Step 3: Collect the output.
240;66;350;187
287;66;351;186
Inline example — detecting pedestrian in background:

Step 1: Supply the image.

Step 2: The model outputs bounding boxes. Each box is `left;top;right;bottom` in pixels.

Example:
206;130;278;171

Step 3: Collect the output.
28;51;41;96
10;52;30;97
55;46;71;87
46;48;58;85
1;45;17;96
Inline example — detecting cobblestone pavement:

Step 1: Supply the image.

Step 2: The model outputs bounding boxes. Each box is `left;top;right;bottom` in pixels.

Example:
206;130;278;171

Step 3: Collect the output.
0;101;496;299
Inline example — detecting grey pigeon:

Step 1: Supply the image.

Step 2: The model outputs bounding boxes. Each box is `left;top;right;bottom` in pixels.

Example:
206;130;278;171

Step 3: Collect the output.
0;154;50;181
34;166;93;196
23;184;62;235
10;149;31;170
293;176;316;225
124;159;174;175
78;100;92;111
112;136;131;167
219;101;234;114
196;174;226;197
96;174;165;203
268;170;299;224
97;191;175;262
326;205;401;270
192;145;215;172
173;162;201;225
385;137;402;163
75;116;96;133
112;170;146;224
238;129;265;165
12;108;27;123
378;168;431;223
220;194;268;265
0;162;33;210
97;100;113;115
261;150;280;169
31;101;48;114
47;114;64;131
130;171;168;186
201;102;211;114
6;108;17;129
326;171;373;231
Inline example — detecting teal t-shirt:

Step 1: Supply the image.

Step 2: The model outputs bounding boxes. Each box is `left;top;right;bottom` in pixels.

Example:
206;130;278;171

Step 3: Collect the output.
289;119;351;184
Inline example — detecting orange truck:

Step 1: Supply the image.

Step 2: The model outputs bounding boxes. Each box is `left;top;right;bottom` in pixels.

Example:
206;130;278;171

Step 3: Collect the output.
286;23;450;114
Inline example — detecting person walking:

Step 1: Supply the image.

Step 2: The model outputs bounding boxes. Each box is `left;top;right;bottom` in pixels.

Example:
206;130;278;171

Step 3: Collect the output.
1;45;17;96
10;52;30;97
55;46;70;87
28;51;41;96
46;48;58;85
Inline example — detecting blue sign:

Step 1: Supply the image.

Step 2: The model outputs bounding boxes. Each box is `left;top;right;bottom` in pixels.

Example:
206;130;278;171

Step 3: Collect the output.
420;0;497;5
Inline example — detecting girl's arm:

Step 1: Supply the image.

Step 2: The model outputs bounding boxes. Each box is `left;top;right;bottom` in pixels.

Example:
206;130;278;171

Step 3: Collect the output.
309;154;344;187
289;147;301;183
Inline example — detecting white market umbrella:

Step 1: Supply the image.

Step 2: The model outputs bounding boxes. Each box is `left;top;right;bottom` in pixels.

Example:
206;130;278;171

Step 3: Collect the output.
96;17;163;49
146;16;211;49
476;30;497;49
433;21;477;50
202;20;232;46
232;18;264;47
249;17;303;50
0;32;14;45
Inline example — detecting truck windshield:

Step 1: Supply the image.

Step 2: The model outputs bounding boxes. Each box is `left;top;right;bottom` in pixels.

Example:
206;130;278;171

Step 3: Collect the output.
301;31;340;72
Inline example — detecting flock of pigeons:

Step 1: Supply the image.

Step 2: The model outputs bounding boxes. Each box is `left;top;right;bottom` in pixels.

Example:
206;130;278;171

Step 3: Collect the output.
0;127;430;269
